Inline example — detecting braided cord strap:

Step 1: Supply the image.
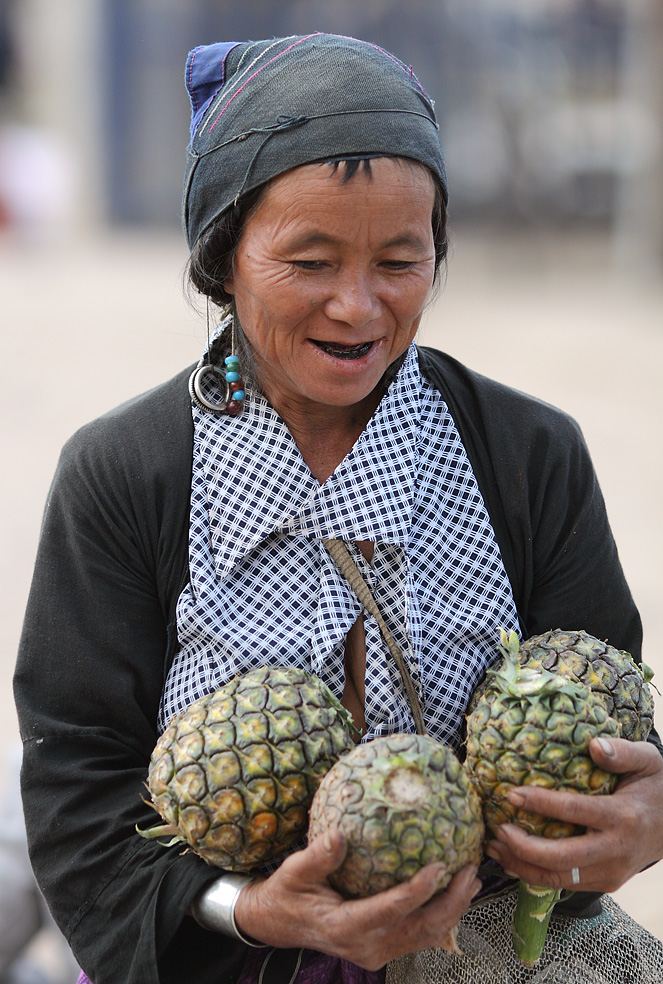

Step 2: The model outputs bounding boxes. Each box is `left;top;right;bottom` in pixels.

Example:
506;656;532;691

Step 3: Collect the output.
322;539;427;736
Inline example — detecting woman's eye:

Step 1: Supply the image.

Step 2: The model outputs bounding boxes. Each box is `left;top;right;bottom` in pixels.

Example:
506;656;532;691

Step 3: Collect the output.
380;260;416;271
292;260;328;271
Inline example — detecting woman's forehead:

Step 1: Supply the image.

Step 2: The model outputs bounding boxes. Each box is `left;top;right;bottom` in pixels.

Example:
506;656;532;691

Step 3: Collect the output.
243;159;436;246
261;158;435;210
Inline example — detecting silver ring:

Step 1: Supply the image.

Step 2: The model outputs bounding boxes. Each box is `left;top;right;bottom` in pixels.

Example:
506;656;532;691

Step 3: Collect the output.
571;867;581;886
188;364;230;414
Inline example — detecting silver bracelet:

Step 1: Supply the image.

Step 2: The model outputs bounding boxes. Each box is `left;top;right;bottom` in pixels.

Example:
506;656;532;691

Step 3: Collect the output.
190;872;268;948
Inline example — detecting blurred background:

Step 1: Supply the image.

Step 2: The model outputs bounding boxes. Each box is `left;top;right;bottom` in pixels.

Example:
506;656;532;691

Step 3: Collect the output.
0;0;661;978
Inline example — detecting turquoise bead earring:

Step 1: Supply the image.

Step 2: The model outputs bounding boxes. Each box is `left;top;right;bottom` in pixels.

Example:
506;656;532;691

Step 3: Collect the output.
224;353;245;416
188;312;246;416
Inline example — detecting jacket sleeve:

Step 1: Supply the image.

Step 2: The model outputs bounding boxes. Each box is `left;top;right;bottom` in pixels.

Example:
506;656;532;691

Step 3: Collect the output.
502;395;642;651
13;382;248;984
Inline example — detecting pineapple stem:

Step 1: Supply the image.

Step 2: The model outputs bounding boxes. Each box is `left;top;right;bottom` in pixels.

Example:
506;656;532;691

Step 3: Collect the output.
512;880;562;967
135;822;183;846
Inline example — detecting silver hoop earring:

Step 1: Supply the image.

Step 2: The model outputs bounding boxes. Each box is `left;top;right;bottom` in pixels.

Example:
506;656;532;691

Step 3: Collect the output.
188;310;246;416
188;364;231;414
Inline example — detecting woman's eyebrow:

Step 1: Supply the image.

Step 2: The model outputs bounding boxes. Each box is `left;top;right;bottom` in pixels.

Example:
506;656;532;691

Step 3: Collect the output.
285;232;339;249
380;234;431;251
285;232;432;251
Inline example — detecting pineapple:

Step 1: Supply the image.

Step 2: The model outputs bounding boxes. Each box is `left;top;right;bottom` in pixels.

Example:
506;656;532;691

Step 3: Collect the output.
138;665;356;870
515;628;654;742
308;733;484;901
465;632;620;839
465;629;622;966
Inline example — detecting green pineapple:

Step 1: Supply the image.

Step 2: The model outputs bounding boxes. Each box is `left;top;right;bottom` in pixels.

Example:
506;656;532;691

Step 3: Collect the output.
138;665;356;870
515;628;654;742
468;629;654;743
465;629;621;966
308;733;484;901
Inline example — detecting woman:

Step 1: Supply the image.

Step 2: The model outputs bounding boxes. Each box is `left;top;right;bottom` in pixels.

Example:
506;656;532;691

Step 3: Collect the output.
14;33;663;984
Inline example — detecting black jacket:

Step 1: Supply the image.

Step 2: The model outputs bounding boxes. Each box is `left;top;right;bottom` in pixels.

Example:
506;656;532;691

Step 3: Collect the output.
14;348;654;984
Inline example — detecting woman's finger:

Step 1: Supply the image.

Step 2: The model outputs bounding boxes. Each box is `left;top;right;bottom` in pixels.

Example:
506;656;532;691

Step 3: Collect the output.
589;736;663;780
352;863;480;926
502;785;619;832
240;837;481;967
333;865;481;967
486;824;609;879
485;838;625;893
499;739;662;832
279;826;348;887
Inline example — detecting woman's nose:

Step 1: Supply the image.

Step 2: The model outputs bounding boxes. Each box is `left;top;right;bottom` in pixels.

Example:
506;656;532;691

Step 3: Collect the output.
324;271;381;328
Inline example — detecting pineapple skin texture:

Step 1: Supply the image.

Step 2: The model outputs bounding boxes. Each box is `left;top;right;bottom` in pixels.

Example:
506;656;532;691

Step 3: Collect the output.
465;685;620;838
146;665;355;870
308;733;485;898
517;628;654;743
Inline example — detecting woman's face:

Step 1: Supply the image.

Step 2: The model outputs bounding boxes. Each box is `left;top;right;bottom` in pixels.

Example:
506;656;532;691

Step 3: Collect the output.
225;157;437;418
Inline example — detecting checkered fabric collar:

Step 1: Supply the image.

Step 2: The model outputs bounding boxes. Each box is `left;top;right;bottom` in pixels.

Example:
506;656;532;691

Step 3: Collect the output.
201;344;422;580
162;339;521;742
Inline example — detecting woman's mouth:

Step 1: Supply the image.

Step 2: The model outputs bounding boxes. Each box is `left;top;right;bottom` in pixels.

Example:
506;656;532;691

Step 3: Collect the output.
312;340;373;360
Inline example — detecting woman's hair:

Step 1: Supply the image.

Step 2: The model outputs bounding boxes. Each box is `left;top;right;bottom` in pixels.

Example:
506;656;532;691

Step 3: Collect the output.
187;158;449;310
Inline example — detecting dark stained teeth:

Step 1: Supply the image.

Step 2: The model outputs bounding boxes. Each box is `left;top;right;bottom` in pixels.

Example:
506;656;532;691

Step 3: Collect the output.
315;341;372;360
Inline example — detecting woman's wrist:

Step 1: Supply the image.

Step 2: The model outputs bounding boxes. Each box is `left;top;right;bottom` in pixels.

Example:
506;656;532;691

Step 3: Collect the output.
190;872;267;948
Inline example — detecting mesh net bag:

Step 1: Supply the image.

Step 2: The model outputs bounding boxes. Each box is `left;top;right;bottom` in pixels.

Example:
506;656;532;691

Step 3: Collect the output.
386;889;663;984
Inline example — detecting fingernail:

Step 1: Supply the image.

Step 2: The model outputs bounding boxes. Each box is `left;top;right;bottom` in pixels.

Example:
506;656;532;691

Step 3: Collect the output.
485;844;501;861
507;789;526;806
596;737;615;757
323;830;333;852
461;865;478;890
433;863;450;887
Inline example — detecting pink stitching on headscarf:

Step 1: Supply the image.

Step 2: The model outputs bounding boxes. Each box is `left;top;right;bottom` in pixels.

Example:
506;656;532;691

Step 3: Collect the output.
333;34;429;97
208;33;322;132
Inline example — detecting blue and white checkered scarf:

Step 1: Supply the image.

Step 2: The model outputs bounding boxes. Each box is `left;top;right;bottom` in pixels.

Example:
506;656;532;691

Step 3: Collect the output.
159;343;519;748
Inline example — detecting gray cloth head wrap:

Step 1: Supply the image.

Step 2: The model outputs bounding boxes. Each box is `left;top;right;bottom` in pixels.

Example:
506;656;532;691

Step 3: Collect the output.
182;32;447;250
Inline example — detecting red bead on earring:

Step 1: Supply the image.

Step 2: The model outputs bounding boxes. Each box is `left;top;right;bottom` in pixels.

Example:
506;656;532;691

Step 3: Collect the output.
224;355;245;416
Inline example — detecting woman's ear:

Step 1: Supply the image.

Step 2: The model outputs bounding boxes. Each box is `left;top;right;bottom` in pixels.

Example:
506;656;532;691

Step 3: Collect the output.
224;257;236;296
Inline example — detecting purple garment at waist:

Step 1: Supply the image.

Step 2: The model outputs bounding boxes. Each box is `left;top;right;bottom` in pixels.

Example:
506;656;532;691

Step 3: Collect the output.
76;951;384;984
239;947;385;984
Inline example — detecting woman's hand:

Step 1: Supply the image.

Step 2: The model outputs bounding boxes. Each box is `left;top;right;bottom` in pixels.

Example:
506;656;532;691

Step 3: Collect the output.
234;830;481;970
485;737;663;893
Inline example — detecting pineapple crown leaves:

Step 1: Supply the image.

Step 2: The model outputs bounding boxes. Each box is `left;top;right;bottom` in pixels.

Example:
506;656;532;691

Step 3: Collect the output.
135;821;184;847
136;794;186;846
320;681;362;737
633;657;659;693
488;628;593;704
135;819;194;861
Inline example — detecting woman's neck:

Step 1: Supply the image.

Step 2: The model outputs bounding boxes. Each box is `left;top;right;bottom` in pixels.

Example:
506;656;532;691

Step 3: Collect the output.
270;392;382;484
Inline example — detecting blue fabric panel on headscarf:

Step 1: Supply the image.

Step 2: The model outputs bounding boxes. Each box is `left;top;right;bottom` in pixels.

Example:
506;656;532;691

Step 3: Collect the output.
185;41;241;141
